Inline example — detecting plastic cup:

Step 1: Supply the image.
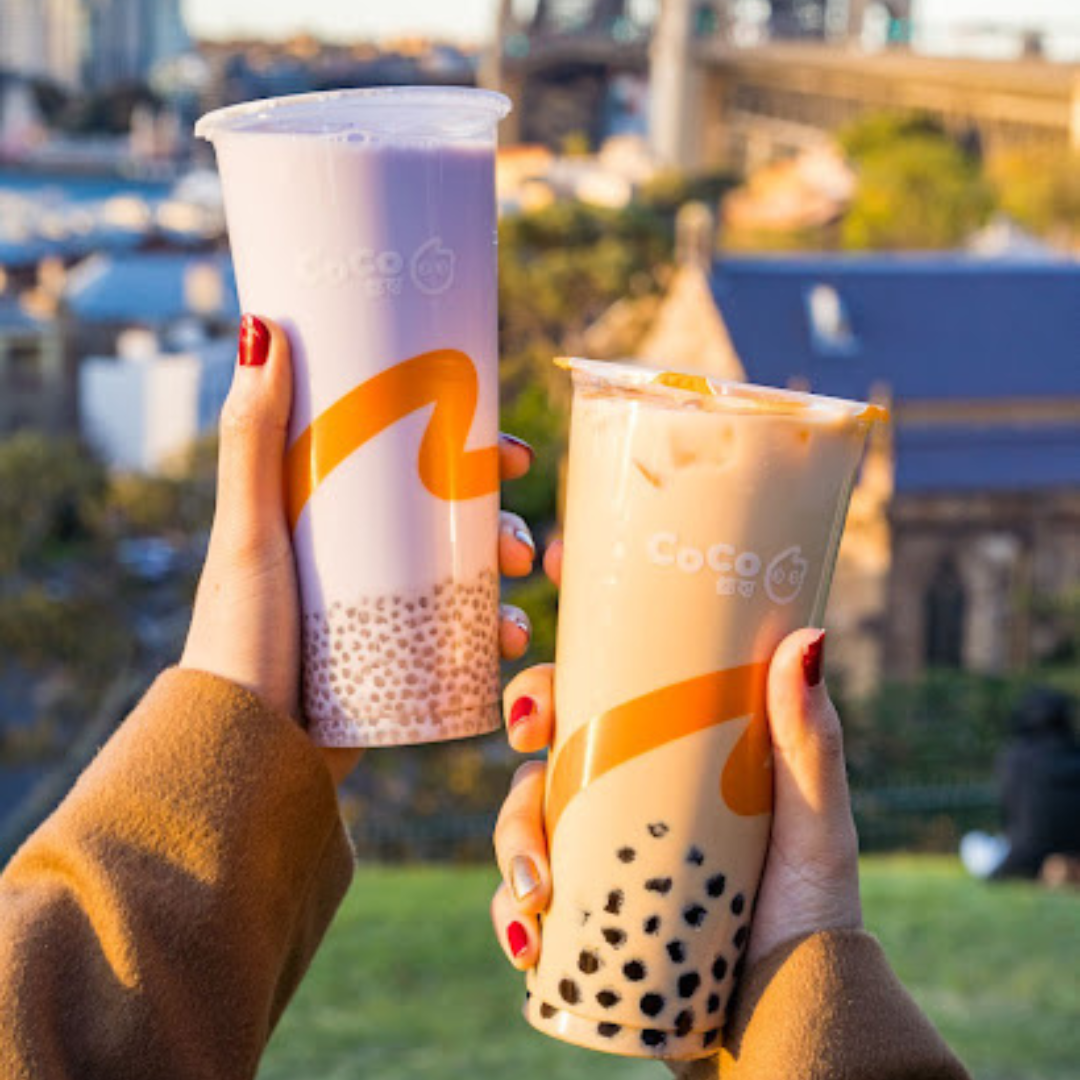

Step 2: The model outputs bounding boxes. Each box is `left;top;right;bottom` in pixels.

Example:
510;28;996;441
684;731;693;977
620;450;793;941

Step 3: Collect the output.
525;358;887;1059
196;87;511;747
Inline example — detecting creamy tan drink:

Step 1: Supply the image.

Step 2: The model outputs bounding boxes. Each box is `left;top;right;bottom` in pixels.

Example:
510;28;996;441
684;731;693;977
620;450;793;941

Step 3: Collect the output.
525;359;885;1059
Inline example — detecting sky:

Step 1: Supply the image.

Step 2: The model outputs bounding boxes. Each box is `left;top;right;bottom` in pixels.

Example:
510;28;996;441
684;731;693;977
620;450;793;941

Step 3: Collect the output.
181;0;1079;45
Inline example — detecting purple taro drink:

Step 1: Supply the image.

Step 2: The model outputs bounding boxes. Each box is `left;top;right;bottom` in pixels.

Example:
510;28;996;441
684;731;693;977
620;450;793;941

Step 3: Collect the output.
197;88;511;747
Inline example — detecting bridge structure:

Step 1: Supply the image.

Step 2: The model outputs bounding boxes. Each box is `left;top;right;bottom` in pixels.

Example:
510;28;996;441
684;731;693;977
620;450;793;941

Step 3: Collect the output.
484;0;1080;171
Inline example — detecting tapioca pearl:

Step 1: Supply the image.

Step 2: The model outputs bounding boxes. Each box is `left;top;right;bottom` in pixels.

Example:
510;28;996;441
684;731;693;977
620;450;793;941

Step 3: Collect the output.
703;1028;721;1049
706;992;721;1014
558;979;580;1005
604;889;624;915
706;873;727;898
730;893;746;916
641;1029;667;1049
597;1022;622;1038
596;989;621;1009
623;960;647;982
616;844;634;865
677;971;701;998
539;1002;557;1019
686;846;705;866
578;950;601;975
683;903;707;928
667;940;687;964
601;927;627;948
711;955;728;981
733;925;749;949
639;992;665;1018
643;915;661;935
674;1009;695;1037
647;822;670;839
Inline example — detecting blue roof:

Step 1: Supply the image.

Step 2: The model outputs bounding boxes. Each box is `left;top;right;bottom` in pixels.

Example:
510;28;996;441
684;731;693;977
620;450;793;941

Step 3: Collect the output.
65;252;239;324
709;255;1080;496
710;256;1080;403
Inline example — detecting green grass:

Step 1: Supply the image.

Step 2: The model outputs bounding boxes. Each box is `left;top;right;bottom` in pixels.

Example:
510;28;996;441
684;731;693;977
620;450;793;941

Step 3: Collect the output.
260;857;1079;1080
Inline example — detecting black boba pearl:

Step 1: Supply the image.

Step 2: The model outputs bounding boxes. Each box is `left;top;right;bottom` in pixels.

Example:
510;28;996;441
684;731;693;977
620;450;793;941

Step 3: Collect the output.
598;1022;621;1038
647;822;670;838
623;960;647;981
597;989;621;1009
641;1029;667;1048
733;925;749;948
686;846;705;866
675;1009;694;1037
604;890;625;915
712;955;728;980
683;903;707;928
731;892;746;915
578;950;601;975
540;1002;556;1019
643;915;661;935
559;979;580;1005
617;847;636;863
640;992;665;1018
703;1028;721;1048
645;877;673;895
678;971;701;998
707;992;721;1014
667;940;687;963
602;927;627;948
706;873;727;898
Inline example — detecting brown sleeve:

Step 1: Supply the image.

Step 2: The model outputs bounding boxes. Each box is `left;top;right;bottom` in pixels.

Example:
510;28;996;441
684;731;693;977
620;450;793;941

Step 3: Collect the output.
715;929;971;1080
0;668;355;1080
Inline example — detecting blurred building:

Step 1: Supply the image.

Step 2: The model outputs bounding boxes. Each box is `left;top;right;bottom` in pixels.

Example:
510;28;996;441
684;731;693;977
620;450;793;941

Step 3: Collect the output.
0;296;67;434
0;0;189;89
584;208;1080;695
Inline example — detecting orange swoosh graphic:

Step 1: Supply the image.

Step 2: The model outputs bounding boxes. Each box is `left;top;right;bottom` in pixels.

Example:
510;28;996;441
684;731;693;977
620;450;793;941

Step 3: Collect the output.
546;665;773;840
285;348;498;531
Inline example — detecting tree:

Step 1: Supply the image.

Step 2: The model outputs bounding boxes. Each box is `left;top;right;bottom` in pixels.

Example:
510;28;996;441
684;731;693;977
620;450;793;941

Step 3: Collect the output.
989;148;1080;245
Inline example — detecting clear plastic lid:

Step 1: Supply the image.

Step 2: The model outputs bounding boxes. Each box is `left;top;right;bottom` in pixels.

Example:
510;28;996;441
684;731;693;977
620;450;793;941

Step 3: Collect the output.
195;86;512;144
558;357;889;427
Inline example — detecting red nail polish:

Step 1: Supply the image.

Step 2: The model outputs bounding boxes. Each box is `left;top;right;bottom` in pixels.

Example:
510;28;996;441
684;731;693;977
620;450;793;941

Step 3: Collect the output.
507;920;529;958
502;434;536;463
509;696;536;729
239;315;270;367
803;631;826;688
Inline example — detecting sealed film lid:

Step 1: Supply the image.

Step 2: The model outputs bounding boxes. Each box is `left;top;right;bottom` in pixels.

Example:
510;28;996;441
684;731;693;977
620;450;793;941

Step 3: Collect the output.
556;357;890;428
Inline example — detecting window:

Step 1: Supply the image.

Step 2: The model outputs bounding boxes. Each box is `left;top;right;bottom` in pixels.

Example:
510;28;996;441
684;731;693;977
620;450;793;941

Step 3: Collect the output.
924;557;965;669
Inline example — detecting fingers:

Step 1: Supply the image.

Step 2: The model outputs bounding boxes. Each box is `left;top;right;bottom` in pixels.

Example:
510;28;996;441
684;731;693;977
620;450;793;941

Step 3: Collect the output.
494;760;551;915
503;663;555;754
499;434;534;482
543;539;563;587
499;604;531;661
214;316;293;553
499;511;535;579
492;882;541;970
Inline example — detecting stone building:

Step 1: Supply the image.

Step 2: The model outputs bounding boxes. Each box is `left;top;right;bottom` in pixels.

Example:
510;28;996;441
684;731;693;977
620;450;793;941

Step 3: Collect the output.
583;213;1080;698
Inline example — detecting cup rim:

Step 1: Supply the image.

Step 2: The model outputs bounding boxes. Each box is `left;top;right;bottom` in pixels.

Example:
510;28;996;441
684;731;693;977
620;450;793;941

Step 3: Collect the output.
557;357;890;427
195;85;512;143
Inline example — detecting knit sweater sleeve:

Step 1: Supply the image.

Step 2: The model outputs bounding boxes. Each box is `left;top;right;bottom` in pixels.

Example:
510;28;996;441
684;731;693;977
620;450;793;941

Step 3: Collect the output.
0;668;354;1080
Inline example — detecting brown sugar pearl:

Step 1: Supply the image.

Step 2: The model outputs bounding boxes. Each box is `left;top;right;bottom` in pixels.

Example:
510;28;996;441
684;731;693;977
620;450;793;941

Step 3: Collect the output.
639;992;665;1018
604;890;624;915
678;971;701;998
578;951;601;975
706;873;726;898
622;960;646;981
602;927;626;948
558;979;580;1005
596;989;620;1009
674;1009;694;1037
597;1022;621;1038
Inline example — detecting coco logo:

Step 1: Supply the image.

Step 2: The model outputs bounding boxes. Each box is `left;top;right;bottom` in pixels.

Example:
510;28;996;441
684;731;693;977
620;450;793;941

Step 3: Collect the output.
410;237;456;296
645;532;810;605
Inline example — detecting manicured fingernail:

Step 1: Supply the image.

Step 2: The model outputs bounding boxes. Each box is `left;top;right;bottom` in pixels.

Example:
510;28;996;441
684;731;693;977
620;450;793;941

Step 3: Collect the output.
803;630;826;688
514;528;536;556
238;314;270;367
503;434;536;463
502;606;532;637
510;855;541;902
507;920;529;958
509;696;536;729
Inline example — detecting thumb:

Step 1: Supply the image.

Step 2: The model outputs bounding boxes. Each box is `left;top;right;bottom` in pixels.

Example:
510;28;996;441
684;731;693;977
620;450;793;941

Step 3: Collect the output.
766;628;860;876
215;315;293;546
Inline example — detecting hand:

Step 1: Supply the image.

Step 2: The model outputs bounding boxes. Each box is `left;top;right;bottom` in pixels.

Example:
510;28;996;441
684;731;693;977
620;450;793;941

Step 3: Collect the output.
181;315;538;786
489;542;862;1034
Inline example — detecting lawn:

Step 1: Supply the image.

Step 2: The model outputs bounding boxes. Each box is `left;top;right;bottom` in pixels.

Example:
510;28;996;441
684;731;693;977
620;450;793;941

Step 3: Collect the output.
259;857;1079;1080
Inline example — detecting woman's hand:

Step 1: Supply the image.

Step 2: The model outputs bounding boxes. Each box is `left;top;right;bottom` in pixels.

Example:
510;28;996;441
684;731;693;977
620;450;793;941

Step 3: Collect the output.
181;315;538;786
489;539;862;994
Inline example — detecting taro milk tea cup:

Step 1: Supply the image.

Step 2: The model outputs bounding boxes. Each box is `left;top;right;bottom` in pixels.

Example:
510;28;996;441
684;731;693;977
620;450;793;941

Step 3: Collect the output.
196;88;511;747
525;358;886;1059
